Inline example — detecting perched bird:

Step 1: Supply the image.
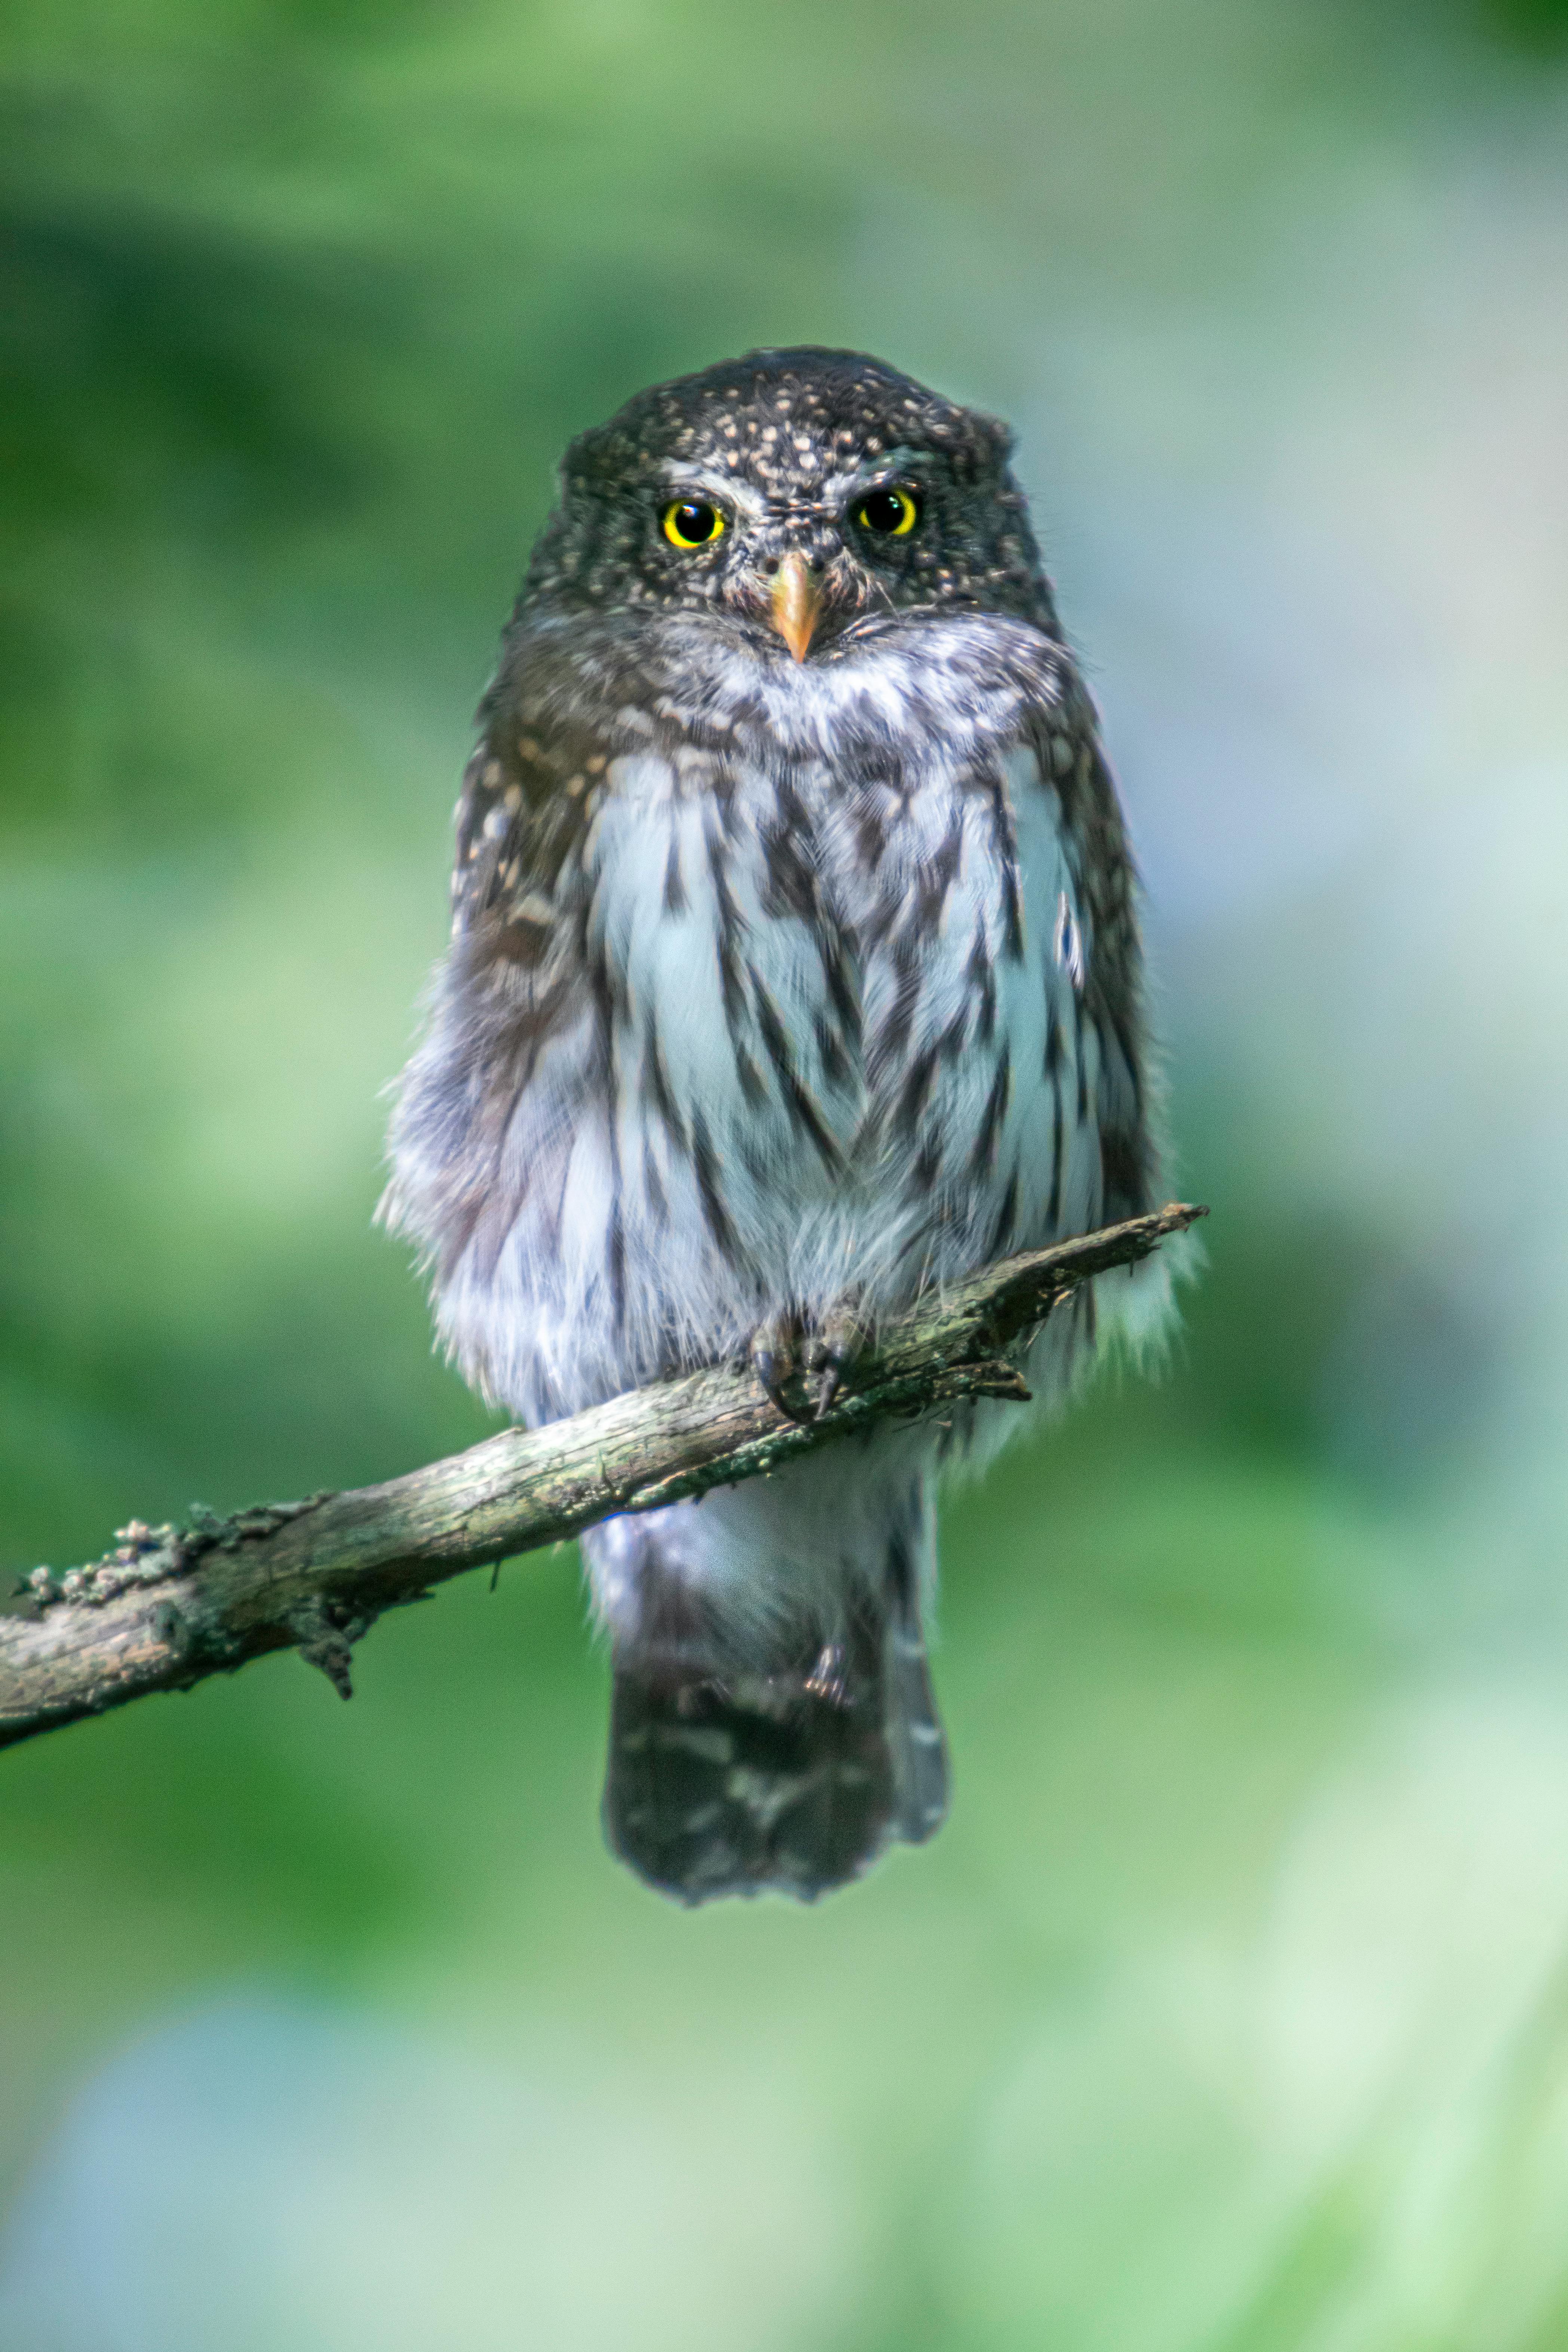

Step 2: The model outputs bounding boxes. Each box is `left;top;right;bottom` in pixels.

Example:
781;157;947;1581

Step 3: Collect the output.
383;347;1166;1904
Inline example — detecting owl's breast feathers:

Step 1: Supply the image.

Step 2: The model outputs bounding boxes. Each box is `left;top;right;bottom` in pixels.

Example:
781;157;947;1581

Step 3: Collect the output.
382;608;1158;1424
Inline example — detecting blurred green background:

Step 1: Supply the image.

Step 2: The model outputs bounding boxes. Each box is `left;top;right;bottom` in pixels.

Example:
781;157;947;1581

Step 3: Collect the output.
3;1;1568;2345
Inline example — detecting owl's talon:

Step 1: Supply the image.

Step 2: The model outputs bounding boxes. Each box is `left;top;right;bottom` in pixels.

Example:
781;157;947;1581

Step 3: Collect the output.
807;1304;868;1420
750;1315;815;1424
754;1350;807;1422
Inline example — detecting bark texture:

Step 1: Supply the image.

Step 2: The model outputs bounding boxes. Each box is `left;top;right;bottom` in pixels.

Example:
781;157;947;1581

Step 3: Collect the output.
0;1203;1203;1751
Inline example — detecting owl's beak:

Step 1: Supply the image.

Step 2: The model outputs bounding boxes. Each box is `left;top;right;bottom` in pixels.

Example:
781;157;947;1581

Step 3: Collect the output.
769;552;823;663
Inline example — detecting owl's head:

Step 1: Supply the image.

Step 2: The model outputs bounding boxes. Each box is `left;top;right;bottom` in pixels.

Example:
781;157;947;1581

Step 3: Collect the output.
524;348;1053;660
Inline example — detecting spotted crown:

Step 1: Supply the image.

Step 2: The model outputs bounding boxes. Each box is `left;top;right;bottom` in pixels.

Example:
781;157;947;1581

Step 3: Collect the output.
521;346;1056;635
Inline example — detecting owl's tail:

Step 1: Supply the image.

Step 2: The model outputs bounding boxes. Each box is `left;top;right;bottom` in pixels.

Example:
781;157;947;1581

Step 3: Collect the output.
589;1474;947;1904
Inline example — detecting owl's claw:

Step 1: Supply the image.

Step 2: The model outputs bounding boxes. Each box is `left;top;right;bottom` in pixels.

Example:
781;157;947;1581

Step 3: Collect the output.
755;1351;814;1425
749;1305;869;1424
805;1304;868;1421
750;1313;815;1425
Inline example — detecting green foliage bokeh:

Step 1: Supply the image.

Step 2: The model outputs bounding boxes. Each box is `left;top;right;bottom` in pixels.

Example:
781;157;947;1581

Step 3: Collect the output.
4;4;1568;2348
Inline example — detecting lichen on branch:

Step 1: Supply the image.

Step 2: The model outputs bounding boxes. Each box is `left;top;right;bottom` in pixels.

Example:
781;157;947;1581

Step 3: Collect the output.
0;1203;1205;1752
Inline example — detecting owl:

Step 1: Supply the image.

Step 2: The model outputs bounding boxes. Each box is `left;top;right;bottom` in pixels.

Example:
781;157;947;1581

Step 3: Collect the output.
382;347;1166;1904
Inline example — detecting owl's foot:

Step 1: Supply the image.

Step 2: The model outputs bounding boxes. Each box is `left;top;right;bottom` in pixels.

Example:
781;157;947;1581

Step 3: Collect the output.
749;1310;813;1424
749;1302;868;1424
805;1303;869;1419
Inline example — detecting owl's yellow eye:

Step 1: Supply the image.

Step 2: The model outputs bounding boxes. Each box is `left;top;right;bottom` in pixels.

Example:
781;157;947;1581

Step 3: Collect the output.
854;485;920;537
662;498;726;549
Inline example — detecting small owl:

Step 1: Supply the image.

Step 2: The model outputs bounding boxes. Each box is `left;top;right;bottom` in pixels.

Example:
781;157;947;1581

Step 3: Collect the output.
383;347;1166;1904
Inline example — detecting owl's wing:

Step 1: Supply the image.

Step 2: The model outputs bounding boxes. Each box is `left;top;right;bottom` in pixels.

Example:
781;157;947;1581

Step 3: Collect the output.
382;692;616;1414
1022;698;1161;1229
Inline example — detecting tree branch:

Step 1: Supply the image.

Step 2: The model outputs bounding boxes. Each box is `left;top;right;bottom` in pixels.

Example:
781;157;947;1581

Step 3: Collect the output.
0;1203;1204;1751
